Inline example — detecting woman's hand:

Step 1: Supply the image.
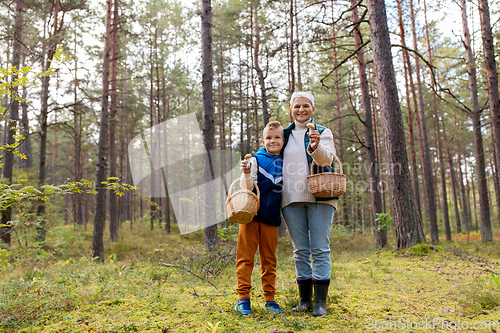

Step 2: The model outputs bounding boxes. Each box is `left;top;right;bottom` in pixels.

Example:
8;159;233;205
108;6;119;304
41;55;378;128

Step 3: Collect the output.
308;130;321;151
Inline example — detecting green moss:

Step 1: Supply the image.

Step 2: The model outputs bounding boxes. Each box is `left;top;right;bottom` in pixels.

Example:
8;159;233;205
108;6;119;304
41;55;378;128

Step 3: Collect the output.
404;242;442;256
4;226;500;332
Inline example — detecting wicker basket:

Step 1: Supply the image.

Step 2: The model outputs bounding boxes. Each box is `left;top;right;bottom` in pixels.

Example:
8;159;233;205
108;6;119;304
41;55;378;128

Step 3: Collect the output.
225;178;260;224
307;152;347;198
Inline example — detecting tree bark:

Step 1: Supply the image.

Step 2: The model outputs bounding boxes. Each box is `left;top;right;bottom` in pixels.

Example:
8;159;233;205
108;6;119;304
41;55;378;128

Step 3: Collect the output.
423;0;450;240
73;29;83;225
468;117;491;240
408;0;438;244
36;0;60;243
92;0;113;262
332;14;347;226
366;0;425;249
108;0;119;242
289;0;295;95
459;0;491;241
442;123;462;233
294;0;302;91
149;22;156;231
351;0;385;247
51;111;57;185
201;0;218;251
331;20;343;163
492;141;500;222
396;0;422;219
252;3;269;125
0;0;23;247
19;54;31;170
478;0;500;189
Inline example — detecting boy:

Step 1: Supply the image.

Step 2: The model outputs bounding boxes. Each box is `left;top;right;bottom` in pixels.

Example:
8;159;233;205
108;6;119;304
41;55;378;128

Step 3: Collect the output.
235;121;284;316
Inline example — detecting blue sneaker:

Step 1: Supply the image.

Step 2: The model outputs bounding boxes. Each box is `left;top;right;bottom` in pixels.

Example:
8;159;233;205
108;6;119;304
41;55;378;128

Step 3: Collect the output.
264;301;283;314
234;299;253;316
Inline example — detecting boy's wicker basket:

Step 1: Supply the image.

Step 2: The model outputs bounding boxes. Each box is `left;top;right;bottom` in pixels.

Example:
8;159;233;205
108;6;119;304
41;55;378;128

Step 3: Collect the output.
225;178;260;224
307;152;347;198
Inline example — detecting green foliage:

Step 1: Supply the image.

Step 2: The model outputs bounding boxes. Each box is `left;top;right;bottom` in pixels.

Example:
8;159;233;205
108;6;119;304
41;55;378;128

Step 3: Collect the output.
460;275;500;313
0;247;10;269
0;177;135;210
217;224;237;242
0;48;138;231
375;212;393;232
491;273;500;288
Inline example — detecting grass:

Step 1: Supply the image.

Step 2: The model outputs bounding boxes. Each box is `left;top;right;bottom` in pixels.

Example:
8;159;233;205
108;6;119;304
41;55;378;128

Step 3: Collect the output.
1;222;500;332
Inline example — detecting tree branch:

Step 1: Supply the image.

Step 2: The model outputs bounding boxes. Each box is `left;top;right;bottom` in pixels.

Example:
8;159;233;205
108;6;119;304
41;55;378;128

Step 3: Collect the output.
333;0;365;25
352;126;367;149
159;262;221;293
320;39;370;88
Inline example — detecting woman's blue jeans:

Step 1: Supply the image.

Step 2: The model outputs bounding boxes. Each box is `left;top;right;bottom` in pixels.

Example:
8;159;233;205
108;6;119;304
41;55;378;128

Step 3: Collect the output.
282;202;335;281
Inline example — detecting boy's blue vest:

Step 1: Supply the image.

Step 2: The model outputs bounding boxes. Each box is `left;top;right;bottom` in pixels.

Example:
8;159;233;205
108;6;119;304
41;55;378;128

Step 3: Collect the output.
282;119;340;201
252;147;283;226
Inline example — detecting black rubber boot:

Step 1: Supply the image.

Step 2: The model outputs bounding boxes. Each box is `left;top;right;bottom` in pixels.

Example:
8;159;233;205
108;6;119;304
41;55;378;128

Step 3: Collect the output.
291;279;313;312
312;284;329;317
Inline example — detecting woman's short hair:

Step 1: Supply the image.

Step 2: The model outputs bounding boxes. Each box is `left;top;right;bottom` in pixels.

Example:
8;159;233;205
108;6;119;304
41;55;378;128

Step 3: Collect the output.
290;91;315;108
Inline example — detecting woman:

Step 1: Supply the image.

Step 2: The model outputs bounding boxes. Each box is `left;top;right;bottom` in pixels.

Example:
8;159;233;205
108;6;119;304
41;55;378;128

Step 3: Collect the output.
282;91;338;317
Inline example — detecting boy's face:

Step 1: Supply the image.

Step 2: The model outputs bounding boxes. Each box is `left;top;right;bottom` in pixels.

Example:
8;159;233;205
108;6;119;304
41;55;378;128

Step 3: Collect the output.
262;127;284;156
290;97;315;123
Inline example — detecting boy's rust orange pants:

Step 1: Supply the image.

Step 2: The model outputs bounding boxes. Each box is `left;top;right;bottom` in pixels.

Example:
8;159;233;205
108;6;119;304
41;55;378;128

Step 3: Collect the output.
236;220;278;302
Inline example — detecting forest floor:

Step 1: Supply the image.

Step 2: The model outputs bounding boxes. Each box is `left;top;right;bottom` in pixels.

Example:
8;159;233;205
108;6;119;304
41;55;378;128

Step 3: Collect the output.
1;223;500;332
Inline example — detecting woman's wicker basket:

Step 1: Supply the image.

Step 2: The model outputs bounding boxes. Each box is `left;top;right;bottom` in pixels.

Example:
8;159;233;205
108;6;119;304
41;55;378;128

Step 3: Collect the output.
225;178;260;224
307;152;347;198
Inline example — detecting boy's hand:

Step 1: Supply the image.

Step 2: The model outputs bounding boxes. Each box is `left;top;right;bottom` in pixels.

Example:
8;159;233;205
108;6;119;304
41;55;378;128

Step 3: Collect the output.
308;130;321;150
240;160;251;174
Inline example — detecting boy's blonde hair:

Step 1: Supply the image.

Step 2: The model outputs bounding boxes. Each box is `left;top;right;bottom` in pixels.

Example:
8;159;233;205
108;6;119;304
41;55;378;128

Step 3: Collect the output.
264;121;283;131
263;121;284;138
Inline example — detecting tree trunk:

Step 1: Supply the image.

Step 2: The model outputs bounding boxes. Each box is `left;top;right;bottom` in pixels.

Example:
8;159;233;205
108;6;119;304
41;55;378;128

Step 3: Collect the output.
366;0;425;249
332;18;348;226
289;0;295;95
149;23;156;231
456;131;471;232
331;21;343;163
161;69;171;234
108;0;119;242
409;0;438;244
492;143;500;221
294;0;302;91
250;13;259;152
423;0;450;240
469;115;492;240
477;0;500;187
51;111;57;185
72;30;84;226
201;0;218;251
396;0;422;219
19;54;31;169
252;3;269;125
442;124;462;233
0;0;23;247
36;0;60;243
351;0;385;247
92;0;113;262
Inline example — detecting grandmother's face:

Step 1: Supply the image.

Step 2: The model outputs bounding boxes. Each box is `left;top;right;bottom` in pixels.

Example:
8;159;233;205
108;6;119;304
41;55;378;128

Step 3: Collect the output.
290;97;315;123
